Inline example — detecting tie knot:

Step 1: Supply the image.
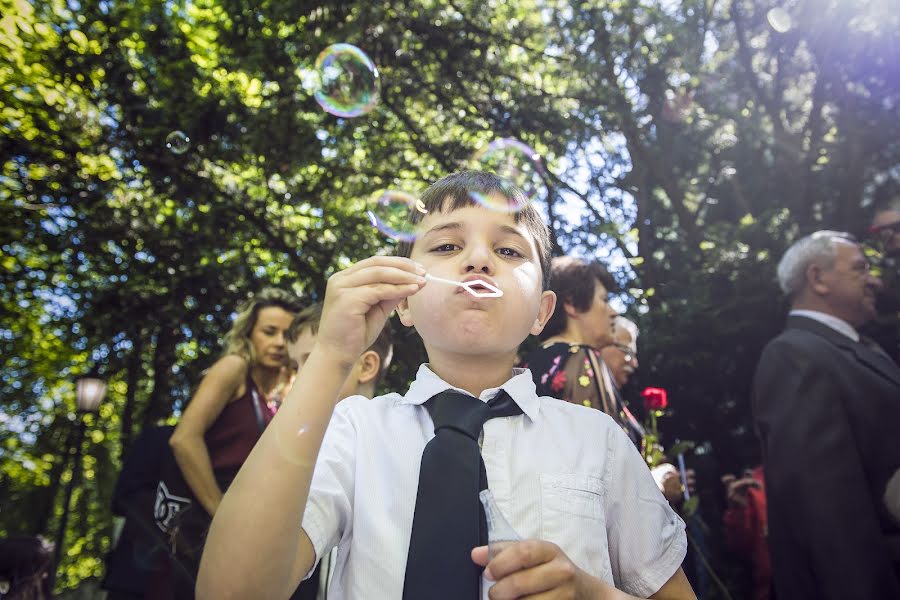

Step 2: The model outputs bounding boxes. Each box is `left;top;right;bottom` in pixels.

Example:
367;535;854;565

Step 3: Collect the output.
425;389;523;440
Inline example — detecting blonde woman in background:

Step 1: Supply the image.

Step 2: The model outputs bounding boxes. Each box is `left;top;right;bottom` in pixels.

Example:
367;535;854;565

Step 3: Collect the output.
163;288;302;599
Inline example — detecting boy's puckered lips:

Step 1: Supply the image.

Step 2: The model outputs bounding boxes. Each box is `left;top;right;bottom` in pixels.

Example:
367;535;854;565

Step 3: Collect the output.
459;274;500;295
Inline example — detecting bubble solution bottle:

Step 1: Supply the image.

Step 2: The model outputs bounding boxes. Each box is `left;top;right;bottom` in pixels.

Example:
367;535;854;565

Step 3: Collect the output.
479;489;522;600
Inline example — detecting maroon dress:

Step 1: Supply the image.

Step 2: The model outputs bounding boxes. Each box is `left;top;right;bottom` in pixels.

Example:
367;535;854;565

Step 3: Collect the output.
205;372;275;480
168;371;275;599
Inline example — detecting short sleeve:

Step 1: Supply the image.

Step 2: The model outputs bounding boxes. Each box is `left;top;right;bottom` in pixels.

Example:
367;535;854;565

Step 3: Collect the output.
300;399;359;577
604;424;687;596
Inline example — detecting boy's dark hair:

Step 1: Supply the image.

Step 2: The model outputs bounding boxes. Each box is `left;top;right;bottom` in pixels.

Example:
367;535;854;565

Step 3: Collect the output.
287;303;394;381
540;256;617;340
395;170;553;290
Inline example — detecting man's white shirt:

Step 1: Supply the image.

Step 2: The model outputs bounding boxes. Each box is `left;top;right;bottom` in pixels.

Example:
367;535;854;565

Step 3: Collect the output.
790;309;859;342
301;365;686;599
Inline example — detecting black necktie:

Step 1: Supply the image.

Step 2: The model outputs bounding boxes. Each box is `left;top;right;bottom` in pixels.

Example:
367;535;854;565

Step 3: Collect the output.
402;389;523;600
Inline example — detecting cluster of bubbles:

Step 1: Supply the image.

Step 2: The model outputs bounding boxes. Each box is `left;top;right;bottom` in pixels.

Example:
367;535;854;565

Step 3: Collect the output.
163;43;547;245
165;43;380;154
366;139;545;242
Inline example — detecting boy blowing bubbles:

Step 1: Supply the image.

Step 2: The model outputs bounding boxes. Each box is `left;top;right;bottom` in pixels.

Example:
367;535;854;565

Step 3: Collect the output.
199;171;694;600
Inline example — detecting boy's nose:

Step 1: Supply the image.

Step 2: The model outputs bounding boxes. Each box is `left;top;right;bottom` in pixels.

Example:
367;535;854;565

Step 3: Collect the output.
462;243;495;274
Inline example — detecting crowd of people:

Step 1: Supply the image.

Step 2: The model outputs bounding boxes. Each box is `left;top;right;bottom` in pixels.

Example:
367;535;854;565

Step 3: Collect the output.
4;174;898;600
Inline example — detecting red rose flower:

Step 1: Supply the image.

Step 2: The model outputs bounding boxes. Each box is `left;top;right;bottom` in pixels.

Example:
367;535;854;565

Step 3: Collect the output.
550;370;567;392
642;387;668;411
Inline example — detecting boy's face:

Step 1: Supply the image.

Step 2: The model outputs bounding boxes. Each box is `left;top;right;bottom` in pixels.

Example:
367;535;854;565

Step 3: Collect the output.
288;326;367;400
287;327;316;372
398;200;555;357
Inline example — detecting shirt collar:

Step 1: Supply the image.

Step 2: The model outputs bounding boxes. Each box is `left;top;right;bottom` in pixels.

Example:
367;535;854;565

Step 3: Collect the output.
789;309;860;342
402;364;541;422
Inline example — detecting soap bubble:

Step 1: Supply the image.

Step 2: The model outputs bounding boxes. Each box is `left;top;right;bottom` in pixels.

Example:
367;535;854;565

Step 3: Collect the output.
366;191;426;242
165;131;191;155
313;44;380;118
471;139;544;211
766;8;792;33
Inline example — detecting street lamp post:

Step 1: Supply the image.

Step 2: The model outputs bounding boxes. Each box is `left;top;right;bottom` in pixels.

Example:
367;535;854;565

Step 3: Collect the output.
51;376;107;589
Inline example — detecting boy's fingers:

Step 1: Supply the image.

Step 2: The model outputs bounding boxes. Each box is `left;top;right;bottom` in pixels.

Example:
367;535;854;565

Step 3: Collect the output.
370;282;425;301
337;265;426;289
338;255;424;277
487;561;567;600
485;540;555;581
470;545;489;567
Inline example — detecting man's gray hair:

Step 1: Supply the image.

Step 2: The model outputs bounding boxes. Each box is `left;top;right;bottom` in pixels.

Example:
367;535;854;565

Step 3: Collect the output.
614;316;639;352
776;230;857;297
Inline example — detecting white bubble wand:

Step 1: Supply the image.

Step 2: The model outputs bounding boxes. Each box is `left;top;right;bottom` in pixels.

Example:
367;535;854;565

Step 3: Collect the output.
424;273;503;298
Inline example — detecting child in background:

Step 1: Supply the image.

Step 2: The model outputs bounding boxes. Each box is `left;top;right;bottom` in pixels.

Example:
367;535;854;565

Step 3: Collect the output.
285;302;393;600
287;302;393;403
199;171;695;600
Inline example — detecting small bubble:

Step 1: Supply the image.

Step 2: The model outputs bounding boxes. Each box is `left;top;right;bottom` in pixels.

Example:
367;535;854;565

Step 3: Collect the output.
297;426;307;436
313;43;380;118
366;190;426;242
471;138;544;207
165;130;191;154
766;8;792;33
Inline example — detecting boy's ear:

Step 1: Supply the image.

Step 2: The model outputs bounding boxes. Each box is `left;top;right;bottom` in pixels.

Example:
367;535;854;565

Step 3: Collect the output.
356;350;381;385
530;290;557;336
396;298;415;327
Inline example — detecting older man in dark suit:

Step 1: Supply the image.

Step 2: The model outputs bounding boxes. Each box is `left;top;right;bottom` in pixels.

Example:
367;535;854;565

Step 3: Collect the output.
752;230;900;600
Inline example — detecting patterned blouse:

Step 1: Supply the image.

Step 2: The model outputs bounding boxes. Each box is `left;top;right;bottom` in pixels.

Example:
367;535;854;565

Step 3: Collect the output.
520;341;645;448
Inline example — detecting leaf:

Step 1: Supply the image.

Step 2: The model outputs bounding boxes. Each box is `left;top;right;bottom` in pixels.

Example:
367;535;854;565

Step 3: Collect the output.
667;440;695;457
69;29;89;52
681;496;700;518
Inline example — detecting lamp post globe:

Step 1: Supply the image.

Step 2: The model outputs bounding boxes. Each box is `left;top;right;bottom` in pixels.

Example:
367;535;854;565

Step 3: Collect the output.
52;375;107;589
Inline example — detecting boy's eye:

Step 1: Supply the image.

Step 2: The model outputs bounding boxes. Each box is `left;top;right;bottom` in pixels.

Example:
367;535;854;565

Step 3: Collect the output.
497;247;523;258
430;243;459;252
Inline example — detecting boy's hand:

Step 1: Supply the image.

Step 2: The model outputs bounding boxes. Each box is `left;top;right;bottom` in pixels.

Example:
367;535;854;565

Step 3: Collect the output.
472;541;604;599
317;256;425;368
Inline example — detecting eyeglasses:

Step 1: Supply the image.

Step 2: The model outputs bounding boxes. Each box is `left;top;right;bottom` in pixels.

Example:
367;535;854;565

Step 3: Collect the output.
869;221;900;239
612;343;635;363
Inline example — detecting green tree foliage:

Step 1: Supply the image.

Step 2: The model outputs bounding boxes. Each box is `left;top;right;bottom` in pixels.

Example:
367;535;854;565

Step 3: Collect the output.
2;0;897;593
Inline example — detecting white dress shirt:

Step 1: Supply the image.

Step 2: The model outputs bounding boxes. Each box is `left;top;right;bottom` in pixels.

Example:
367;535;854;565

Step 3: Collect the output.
789;309;860;342
301;365;687;599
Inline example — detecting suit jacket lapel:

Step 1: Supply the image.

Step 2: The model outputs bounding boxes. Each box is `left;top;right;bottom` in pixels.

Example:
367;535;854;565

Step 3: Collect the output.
787;316;900;387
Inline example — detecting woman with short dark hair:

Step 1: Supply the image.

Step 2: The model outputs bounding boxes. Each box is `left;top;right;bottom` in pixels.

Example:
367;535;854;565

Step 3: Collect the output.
520;256;645;444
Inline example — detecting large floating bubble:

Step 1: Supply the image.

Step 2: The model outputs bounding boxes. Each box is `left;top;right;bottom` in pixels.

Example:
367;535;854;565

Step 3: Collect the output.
366;191;427;242
471;138;544;211
766;8;792;33
166;131;191;155
313;44;380;118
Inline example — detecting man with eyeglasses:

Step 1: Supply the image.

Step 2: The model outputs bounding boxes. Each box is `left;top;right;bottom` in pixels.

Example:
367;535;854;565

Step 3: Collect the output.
600;316;639;388
865;201;900;365
752;230;900;600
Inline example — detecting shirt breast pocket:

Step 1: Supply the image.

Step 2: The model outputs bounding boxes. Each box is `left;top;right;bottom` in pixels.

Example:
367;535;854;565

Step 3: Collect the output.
539;473;612;583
